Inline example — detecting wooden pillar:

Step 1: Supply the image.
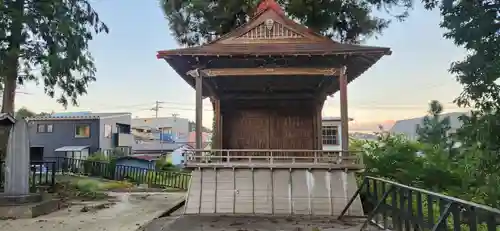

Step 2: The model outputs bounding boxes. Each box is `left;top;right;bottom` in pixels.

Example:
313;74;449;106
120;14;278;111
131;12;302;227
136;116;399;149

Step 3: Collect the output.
314;95;326;150
211;97;222;149
339;66;349;152
195;69;203;150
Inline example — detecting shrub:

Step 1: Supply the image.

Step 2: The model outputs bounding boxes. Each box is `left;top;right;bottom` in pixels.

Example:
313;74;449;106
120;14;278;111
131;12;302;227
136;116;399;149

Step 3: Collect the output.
156;155;177;171
83;153;109;176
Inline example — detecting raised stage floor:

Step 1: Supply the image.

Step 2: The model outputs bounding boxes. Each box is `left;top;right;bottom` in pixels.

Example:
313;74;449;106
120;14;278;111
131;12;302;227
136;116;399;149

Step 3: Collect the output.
182;150;364;216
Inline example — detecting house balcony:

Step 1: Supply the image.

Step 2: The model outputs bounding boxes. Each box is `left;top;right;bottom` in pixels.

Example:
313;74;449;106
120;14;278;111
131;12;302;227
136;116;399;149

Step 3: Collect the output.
182;149;363;170
115;133;134;147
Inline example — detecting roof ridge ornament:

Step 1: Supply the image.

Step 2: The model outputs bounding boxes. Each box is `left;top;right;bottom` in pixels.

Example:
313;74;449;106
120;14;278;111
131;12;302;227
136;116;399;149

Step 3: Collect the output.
255;0;285;16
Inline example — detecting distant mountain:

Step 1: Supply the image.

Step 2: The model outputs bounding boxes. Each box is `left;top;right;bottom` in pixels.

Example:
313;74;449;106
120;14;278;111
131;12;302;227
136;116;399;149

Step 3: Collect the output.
390;112;469;140
350;120;396;132
350;132;378;140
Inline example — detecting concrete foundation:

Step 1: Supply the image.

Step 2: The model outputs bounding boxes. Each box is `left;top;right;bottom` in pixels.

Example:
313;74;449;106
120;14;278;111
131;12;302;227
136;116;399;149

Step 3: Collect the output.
0;199;67;219
184;168;363;216
0;193;42;206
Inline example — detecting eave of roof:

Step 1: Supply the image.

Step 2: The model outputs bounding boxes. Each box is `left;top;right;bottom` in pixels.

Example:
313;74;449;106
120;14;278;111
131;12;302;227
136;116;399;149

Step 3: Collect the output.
157;0;391;58
156;0;391;95
157;43;391;57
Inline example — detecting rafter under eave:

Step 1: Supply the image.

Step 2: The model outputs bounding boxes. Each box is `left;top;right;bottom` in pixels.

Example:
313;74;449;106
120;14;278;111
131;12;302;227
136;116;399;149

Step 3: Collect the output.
200;68;341;77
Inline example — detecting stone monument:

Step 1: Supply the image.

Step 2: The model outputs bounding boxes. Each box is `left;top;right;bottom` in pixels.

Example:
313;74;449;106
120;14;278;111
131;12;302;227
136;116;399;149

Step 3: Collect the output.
5;118;30;195
0;115;41;205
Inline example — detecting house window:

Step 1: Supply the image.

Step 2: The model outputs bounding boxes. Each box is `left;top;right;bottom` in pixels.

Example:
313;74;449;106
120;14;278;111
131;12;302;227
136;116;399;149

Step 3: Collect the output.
37;124;45;133
116;123;131;134
104;124;112;138
37;124;53;133
161;127;173;134
75;124;90;138
322;125;339;145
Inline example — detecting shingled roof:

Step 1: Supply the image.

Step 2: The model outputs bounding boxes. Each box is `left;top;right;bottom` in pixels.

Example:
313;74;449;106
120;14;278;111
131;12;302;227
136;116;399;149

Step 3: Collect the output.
157;0;390;58
157;0;391;89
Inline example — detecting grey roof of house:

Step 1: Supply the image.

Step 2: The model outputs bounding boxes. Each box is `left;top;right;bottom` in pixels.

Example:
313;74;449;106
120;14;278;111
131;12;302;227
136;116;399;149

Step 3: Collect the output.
132;141;184;151
390;112;469;139
27;112;131;121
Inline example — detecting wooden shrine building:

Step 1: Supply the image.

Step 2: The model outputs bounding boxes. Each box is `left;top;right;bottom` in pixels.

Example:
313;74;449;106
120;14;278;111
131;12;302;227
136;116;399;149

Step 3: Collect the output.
157;0;391;216
157;0;391;160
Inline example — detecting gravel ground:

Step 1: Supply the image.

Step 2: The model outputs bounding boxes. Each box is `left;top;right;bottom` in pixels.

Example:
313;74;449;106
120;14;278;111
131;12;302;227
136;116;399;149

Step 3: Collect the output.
0;192;185;231
143;210;368;231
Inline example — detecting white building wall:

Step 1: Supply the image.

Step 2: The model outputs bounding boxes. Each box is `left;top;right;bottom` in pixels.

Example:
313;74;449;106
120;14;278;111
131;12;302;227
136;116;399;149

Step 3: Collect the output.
132;117;190;142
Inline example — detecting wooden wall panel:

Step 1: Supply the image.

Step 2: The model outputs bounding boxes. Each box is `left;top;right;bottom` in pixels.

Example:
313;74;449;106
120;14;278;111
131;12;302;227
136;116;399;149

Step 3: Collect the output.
269;110;314;150
221;99;318;155
222;109;270;150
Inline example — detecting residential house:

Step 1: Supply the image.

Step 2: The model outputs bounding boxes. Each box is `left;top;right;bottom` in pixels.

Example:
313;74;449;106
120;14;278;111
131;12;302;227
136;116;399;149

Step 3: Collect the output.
390;112;468;140
132;116;190;142
169;144;193;167
27;112;134;161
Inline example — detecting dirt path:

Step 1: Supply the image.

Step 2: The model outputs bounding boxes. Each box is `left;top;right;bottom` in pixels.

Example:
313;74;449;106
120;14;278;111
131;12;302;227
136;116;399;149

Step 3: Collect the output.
143;213;369;231
0;192;185;231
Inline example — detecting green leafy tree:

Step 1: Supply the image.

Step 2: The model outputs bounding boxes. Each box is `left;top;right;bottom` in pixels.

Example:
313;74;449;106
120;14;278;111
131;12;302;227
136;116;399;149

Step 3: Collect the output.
14;107;36;119
358;132;426;185
423;0;500;208
0;0;109;114
0;0;108;160
421;1;500;112
416;100;451;146
161;0;414;45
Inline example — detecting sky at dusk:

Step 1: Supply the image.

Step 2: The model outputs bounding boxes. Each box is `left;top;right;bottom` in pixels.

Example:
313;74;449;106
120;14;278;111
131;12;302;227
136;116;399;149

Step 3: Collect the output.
14;0;469;129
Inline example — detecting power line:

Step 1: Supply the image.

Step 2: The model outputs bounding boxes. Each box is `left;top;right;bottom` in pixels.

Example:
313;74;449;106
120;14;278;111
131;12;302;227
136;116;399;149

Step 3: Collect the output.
151;101;164;118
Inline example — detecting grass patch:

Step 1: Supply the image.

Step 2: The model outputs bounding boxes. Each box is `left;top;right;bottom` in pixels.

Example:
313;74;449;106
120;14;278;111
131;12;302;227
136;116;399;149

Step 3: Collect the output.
55;176;133;201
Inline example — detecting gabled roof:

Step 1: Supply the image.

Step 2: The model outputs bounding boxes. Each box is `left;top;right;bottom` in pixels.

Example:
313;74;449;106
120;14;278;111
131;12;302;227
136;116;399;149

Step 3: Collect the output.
0;113;16;125
157;0;390;57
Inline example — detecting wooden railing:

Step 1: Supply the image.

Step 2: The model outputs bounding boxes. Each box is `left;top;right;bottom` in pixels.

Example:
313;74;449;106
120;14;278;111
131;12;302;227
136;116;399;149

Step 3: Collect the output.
182;149;363;169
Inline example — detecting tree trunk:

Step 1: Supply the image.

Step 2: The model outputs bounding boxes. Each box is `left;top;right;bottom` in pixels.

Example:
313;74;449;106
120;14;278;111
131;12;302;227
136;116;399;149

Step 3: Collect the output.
0;0;24;160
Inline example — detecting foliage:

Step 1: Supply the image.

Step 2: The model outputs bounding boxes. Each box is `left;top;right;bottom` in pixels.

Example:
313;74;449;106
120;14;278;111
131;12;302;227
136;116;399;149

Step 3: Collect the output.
55;178;132;201
155;155;176;171
419;1;500;112
111;148;126;158
13;107;51;120
356;101;500;208
357;132;425;185
83;153;116;178
0;0;109;114
14;107;36;119
416;100;452;146
161;0;415;46
423;0;500;209
87;153;109;162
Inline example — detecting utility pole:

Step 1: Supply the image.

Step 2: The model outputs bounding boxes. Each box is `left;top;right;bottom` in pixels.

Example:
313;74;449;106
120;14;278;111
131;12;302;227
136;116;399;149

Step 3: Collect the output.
151;101;164;118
